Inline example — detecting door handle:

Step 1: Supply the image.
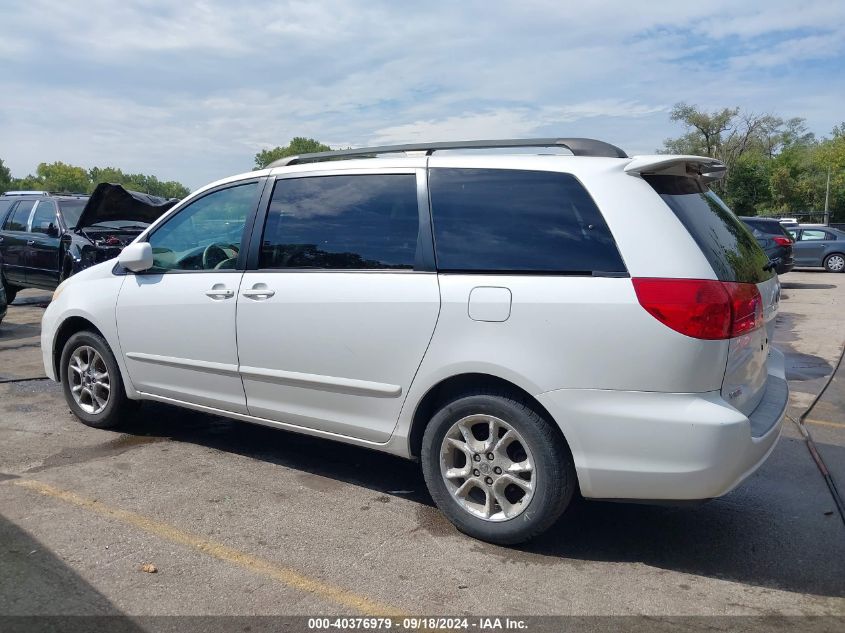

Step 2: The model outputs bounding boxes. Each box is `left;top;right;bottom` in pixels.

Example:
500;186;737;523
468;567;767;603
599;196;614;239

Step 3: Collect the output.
27;240;36;246
242;284;275;300
205;284;234;299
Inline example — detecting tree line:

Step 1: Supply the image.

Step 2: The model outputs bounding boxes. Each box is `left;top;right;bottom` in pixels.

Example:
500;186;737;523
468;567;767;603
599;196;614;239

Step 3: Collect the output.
661;103;844;220
258;115;845;222
6;107;842;218
0;160;190;199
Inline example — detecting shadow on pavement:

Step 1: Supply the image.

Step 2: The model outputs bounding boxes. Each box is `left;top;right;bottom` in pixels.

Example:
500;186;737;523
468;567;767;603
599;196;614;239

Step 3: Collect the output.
0;510;141;623
114;401;845;599
780;282;836;290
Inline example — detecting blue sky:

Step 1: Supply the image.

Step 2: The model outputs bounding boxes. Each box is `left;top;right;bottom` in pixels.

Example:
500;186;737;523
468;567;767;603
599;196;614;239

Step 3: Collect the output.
1;0;843;190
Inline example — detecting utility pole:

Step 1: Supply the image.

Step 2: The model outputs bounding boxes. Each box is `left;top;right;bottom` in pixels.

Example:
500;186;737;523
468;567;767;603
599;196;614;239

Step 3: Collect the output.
824;165;831;226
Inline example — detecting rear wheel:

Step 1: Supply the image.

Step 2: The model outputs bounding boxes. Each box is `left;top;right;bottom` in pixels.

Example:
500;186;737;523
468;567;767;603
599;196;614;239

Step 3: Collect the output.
60;331;133;429
421;391;576;544
824;253;845;273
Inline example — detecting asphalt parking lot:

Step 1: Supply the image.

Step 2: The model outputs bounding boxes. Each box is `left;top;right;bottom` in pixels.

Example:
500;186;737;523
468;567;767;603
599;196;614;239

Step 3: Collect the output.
1;272;844;618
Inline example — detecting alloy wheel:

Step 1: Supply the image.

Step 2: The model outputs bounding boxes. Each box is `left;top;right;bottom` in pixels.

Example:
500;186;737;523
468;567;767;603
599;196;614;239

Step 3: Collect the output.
827;254;845;272
68;346;111;415
439;414;535;521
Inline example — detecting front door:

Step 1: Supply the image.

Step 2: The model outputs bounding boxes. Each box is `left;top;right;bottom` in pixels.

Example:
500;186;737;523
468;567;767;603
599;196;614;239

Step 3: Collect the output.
236;170;440;442
116;180;263;414
26;199;62;289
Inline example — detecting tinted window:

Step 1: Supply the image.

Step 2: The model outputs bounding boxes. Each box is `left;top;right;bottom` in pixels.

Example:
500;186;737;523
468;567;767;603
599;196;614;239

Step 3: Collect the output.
30;200;57;234
743;219;792;238
260;174;419;270
147;182;257;271
0;200;13;225
428;168;625;273
644;175;774;284
58;199;87;228
4;200;35;231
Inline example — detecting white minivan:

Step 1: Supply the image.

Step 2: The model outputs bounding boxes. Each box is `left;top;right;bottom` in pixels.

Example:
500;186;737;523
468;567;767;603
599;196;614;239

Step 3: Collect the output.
41;139;787;544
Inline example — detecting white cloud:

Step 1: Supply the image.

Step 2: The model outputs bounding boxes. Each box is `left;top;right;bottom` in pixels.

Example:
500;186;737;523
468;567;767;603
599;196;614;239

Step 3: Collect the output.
0;0;842;189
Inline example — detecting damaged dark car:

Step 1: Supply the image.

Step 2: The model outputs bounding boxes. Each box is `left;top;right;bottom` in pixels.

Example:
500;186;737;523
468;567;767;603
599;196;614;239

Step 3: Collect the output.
0;184;177;303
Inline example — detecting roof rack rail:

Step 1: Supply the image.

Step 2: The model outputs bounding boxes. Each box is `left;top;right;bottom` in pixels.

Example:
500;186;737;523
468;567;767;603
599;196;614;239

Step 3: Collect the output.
268;137;628;168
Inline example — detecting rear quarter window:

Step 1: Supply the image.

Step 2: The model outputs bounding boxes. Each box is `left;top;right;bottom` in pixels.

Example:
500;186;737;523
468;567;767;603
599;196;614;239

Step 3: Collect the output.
643;175;774;284
428;168;626;274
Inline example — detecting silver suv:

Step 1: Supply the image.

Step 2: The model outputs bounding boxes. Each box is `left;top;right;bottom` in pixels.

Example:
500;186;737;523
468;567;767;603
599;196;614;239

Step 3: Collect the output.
42;138;787;544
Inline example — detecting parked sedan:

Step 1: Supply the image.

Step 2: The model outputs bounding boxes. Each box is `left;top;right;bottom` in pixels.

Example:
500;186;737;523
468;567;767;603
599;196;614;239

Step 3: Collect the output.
786;225;845;272
738;217;794;274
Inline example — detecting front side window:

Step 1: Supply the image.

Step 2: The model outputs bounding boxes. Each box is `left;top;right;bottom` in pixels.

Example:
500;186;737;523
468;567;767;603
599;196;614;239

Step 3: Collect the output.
147;182;258;272
260;174;419;270
4;201;35;232
30;200;58;234
58;199;87;228
428;168;626;273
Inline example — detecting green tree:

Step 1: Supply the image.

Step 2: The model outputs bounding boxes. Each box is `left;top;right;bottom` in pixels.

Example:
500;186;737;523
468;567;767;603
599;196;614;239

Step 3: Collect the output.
723;152;772;215
663;103;740;157
254;137;331;169
35;161;91;193
0;158;11;192
89;166;190;198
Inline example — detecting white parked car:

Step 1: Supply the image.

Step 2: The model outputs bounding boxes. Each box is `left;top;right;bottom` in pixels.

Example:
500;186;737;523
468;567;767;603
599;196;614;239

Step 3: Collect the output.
41;139;788;544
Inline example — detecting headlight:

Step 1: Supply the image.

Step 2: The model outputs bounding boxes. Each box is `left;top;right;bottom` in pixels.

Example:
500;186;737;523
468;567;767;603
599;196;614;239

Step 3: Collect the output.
52;278;70;302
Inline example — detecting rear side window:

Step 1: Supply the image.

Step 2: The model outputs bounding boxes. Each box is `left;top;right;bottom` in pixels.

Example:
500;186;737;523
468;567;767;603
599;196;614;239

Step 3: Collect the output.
428;168;626;274
4;200;35;231
0;200;13;225
800;230;832;241
260;174;419;270
643;175;774;284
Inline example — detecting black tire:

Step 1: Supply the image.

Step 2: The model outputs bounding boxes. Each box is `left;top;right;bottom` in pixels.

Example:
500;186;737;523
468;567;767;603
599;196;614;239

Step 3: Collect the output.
823;253;845;273
60;330;133;429
1;274;18;305
421;390;576;545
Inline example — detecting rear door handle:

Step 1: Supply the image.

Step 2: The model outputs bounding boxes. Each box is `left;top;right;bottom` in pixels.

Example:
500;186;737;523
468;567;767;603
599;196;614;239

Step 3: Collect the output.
242;284;275;300
27;240;36;246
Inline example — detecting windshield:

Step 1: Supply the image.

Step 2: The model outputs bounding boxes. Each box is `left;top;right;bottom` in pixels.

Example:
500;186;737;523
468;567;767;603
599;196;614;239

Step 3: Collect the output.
58;199;88;228
643;175;775;284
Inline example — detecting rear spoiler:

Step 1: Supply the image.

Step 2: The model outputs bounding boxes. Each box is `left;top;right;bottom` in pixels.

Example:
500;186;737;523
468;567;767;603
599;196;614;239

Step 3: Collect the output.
625;155;727;183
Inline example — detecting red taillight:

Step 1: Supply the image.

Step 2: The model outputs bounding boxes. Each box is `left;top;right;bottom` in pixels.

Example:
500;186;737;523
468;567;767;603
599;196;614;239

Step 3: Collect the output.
632;278;763;340
773;236;792;247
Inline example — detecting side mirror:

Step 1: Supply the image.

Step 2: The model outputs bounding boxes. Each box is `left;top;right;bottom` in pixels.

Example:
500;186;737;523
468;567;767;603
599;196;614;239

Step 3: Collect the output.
42;222;59;237
118;242;154;272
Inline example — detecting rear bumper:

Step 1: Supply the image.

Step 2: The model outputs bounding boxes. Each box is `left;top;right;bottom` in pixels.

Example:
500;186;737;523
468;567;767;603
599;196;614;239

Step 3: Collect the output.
536;349;787;501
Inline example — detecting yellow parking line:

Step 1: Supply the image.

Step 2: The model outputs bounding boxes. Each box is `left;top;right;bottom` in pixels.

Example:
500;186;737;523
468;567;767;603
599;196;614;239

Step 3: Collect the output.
804;418;845;429
10;478;405;616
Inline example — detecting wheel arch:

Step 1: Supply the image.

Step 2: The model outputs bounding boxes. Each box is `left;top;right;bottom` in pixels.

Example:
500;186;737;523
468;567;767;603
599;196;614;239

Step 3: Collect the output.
52;316;107;379
406;372;569;459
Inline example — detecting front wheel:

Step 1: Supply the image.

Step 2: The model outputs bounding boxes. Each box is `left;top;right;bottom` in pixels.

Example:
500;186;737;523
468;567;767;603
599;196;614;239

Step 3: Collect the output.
60;331;133;428
824;253;845;273
421;391;576;544
1;275;18;304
